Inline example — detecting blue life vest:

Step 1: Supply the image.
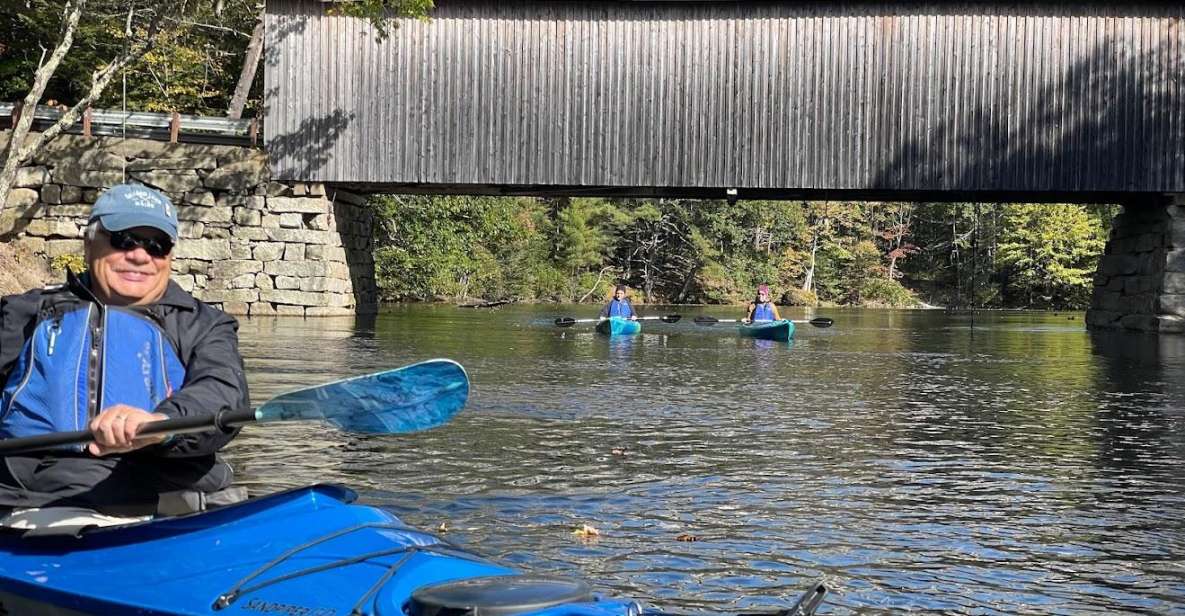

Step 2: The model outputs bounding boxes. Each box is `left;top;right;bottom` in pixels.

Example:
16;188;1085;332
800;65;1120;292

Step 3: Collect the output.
606;299;633;318
0;300;186;446
752;302;775;321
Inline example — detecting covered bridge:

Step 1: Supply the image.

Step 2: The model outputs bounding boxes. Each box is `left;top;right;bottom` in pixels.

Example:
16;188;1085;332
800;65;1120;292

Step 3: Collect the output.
261;0;1185;331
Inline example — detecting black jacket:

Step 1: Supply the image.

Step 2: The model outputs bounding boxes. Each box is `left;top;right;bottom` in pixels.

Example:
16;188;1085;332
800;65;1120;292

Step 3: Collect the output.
0;271;249;457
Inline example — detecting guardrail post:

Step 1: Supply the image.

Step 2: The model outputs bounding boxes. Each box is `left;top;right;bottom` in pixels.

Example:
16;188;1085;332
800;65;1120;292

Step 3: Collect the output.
82;107;93;137
10;101;21;129
249;117;258;146
170;111;180;143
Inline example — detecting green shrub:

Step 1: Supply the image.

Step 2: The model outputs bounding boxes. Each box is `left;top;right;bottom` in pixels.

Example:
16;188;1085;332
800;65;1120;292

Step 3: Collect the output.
694;262;742;304
50;254;85;273
781;287;818;306
858;278;918;308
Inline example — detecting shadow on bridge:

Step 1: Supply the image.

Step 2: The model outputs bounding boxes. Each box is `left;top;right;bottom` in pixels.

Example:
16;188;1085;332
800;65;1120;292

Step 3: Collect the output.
262;12;357;182
871;38;1183;202
264;104;356;181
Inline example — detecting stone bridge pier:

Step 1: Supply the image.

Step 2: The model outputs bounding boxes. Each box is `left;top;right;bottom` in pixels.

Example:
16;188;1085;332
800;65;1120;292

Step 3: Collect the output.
1087;196;1185;334
1;134;377;316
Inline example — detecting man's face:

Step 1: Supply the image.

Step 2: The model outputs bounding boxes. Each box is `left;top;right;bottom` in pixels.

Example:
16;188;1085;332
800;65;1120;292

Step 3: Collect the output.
759;291;770;302
86;226;174;306
615;289;625;300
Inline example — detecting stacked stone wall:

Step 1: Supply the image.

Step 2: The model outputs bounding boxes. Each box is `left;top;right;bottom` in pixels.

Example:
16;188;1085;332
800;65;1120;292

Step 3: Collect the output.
0;133;377;316
1087;196;1185;333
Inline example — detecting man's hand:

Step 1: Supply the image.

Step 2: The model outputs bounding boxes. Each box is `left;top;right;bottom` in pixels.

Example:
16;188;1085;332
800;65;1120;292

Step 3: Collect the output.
87;404;170;456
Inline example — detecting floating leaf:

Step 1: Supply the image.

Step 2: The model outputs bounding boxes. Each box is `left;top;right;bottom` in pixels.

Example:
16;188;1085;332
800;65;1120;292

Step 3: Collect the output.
573;523;600;538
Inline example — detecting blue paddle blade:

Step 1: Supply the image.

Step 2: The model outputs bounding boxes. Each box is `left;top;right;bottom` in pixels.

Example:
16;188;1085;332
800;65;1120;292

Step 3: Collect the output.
255;359;469;434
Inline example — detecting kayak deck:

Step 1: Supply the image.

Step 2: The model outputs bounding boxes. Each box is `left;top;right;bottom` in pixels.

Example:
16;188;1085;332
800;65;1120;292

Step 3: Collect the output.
0;484;637;615
737;319;795;342
595;317;641;336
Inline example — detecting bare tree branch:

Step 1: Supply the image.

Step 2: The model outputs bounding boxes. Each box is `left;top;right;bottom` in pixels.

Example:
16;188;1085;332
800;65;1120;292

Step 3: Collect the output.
0;0;87;210
1;1;182;211
578;266;613;303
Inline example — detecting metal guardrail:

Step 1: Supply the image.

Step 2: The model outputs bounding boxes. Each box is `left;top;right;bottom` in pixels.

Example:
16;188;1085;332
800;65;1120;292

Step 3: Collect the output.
0;102;260;147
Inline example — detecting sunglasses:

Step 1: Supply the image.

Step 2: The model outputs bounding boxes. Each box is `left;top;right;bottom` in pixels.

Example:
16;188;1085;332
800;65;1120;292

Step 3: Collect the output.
108;229;174;258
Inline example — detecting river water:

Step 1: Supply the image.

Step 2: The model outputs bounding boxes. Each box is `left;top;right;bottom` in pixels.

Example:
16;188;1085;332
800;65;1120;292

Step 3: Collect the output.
226;305;1185;615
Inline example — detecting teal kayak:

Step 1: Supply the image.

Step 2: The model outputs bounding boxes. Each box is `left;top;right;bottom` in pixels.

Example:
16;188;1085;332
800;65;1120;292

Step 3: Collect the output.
738;319;795;341
595;317;641;336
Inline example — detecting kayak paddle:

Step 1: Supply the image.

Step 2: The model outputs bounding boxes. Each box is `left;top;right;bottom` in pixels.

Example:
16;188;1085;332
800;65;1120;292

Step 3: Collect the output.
554;314;681;327
0;358;469;456
693;315;834;328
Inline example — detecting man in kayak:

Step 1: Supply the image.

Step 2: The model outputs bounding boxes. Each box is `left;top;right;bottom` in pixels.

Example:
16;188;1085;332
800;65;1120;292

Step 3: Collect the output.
599;284;637;320
743;284;782;323
0;184;249;516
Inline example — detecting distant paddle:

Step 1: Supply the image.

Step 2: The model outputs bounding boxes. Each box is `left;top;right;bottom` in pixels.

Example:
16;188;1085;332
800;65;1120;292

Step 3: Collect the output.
554;315;682;327
693;315;834;328
0;359;470;456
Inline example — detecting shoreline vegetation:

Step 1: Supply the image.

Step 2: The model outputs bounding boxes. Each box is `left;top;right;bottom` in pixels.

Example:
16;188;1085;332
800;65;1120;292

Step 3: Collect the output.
374;195;1117;311
0;194;1115;312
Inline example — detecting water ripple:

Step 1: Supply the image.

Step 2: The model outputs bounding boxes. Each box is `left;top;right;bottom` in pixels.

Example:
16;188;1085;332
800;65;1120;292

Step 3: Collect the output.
226;307;1185;614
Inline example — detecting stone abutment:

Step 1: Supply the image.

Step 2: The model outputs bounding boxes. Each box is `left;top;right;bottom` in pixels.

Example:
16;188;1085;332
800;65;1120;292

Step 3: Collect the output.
1087;196;1185;334
0;134;377;316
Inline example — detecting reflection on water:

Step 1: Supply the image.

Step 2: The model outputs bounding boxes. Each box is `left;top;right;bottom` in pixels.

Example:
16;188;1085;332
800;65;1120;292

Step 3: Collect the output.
227;306;1185;614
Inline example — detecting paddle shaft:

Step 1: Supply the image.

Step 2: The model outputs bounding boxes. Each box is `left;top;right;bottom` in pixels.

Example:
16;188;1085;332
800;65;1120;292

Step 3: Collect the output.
694;316;833;327
555;314;680;326
0;408;258;456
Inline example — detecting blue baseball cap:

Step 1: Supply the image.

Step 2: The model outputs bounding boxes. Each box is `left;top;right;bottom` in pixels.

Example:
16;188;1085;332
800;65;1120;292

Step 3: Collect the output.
90;184;178;240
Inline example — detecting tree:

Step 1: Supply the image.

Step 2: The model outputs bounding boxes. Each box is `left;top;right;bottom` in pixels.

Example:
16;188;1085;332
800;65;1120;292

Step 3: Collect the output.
226;4;263;119
327;1;435;39
1;0;435;211
995;203;1108;308
1;1;188;211
800;201;866;297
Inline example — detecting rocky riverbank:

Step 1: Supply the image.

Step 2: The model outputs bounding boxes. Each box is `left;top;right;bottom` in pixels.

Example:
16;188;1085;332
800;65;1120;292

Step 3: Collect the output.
0;242;55;297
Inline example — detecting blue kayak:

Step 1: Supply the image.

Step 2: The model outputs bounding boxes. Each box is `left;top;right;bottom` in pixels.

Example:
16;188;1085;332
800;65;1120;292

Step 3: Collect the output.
595;317;641;336
738;320;795;342
0;484;644;615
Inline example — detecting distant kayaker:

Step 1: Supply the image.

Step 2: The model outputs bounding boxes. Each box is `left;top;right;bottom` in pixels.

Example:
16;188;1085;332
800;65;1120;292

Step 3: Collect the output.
0;184;249;516
743;284;782;323
599;284;637;320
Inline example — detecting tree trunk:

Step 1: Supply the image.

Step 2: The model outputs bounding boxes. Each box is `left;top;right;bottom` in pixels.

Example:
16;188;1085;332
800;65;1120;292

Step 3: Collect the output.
886;205;911;280
547;196;568;260
1;1;172;212
674;263;697;303
802;231;818;292
227;8;265;119
0;0;86;211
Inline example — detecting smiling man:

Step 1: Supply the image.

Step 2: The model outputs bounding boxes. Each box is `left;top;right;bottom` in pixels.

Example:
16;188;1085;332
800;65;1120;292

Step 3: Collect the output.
0;184;249;515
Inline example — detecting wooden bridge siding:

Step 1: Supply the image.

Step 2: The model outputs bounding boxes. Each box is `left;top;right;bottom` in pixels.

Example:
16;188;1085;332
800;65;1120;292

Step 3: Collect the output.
264;1;1185;193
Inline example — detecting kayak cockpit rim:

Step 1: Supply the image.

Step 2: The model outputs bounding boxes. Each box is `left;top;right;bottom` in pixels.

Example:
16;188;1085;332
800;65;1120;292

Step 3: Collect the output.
0;483;361;540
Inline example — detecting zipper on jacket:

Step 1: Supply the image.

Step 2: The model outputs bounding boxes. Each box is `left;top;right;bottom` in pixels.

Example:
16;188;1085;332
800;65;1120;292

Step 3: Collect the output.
46;315;62;356
86;304;106;422
156;331;172;401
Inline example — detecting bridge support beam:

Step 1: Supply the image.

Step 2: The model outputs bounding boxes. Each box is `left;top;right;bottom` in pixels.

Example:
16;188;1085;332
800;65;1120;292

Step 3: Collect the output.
1087;195;1185;333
